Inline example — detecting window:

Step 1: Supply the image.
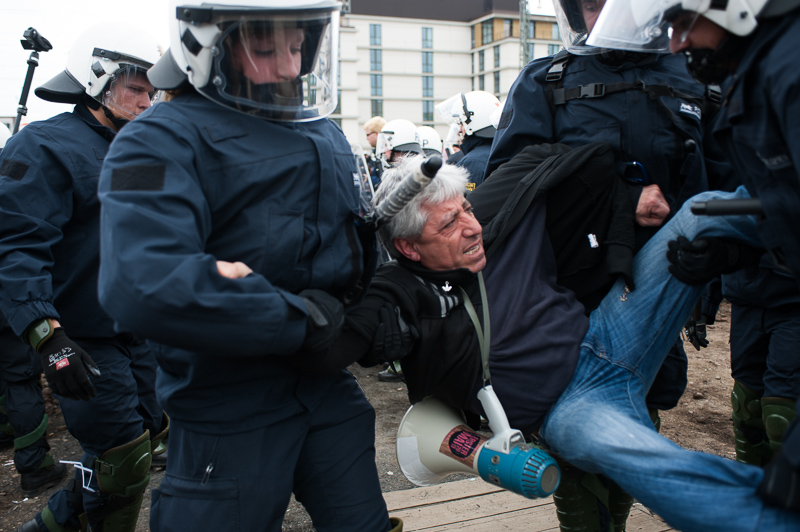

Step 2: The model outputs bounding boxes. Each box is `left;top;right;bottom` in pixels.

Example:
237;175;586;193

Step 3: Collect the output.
494;46;500;68
471;26;475;48
478;50;485;72
422;76;433;98
371;74;382;97
422;27;433;49
422;51;433;73
423;100;434;123
552;22;561;41
504;19;513;38
371;99;383;117
527;21;535;40
370;24;381;46
479;75;485;91
548;44;561;55
494;72;500;94
370;49;382;71
481;21;493;45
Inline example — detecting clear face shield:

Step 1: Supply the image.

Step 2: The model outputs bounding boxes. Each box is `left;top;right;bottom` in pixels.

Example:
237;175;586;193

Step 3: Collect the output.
102;66;159;121
586;0;704;53
198;10;339;121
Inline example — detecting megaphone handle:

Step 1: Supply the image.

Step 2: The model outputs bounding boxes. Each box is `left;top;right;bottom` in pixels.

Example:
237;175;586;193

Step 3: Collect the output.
478;386;524;453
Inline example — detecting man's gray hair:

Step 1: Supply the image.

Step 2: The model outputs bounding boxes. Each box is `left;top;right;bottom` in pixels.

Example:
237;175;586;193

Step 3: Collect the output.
372;155;470;258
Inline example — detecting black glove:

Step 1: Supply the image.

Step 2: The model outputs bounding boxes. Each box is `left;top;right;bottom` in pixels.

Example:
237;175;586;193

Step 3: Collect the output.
666;236;762;285
39;329;100;401
299;289;345;353
684;318;708;350
758;450;800;513
372;303;418;362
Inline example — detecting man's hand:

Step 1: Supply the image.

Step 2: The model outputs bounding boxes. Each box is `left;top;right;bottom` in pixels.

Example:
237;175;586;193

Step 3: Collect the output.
39;329;100;401
216;260;253;279
667;236;763;285
372;303;418;362
635;184;670;227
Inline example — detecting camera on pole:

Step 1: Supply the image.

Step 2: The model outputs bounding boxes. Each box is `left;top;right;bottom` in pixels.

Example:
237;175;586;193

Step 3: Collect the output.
13;27;53;135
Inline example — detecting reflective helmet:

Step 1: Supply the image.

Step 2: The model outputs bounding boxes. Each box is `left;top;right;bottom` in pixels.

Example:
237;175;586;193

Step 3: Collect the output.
150;0;341;122
416;126;442;157
376;119;422;157
586;0;798;52
35;24;161;115
436;91;500;139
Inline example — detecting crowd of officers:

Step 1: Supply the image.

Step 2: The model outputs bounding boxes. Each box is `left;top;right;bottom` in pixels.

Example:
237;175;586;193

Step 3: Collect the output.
0;0;798;531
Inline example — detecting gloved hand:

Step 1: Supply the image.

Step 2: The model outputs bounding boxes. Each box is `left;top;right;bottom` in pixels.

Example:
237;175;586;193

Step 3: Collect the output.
372;303;418;362
299;289;345;353
758;449;800;513
666;236;762;285
684;318;708;350
39;329;100;401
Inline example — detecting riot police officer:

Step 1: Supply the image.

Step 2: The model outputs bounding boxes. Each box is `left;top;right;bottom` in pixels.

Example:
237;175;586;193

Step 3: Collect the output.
1;24;167;532
95;1;400;531
484;0;733;529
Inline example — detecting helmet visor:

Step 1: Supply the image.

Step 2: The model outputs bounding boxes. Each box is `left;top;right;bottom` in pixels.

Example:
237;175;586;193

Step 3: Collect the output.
199;10;338;122
586;0;703;52
102;66;159;121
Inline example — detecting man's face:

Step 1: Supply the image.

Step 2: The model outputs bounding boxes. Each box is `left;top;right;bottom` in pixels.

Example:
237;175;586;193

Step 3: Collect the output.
668;13;727;54
105;71;155;121
366;130;378;148
582;0;606;33
233;27;305;84
398;197;486;273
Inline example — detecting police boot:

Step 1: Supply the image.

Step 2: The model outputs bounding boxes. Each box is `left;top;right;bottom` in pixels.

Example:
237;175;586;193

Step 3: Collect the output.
731;381;772;466
15;518;44;532
607;482;634;532
16;414;67;495
761;397;797;454
149;412;169;470
552;456;614;532
87;430;151;532
388;517;403;531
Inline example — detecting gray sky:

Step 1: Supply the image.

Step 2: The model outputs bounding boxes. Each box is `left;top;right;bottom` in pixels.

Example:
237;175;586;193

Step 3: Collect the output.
1;1;171;126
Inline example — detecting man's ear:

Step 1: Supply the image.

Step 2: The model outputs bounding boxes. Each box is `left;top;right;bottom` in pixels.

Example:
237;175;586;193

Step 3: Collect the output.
394;238;421;262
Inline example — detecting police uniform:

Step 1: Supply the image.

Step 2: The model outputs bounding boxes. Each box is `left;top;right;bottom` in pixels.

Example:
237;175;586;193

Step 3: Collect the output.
97;91;390;532
457;135;493;191
0;104;163;531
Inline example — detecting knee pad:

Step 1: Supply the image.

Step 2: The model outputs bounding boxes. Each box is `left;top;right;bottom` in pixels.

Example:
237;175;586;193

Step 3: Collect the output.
731;381;772;465
761;397;797;454
552;456;615;532
89;430;151;532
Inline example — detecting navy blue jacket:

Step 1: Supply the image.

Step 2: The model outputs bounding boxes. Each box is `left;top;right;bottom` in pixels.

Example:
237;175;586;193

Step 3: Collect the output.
0;104;118;339
712;13;800;284
487;52;722;247
457;135;493;191
97;93;368;433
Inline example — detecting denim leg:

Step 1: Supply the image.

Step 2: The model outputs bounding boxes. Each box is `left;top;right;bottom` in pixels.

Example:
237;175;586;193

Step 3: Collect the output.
539;187;800;531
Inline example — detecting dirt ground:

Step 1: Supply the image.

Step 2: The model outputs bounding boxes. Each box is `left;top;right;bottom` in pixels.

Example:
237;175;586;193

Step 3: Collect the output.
0;302;737;532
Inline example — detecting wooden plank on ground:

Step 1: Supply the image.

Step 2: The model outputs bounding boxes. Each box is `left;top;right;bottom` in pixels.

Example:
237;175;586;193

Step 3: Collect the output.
384;479;676;532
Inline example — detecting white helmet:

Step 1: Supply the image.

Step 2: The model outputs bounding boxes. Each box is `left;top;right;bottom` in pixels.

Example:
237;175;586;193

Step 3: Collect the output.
376;119;422;157
149;0;341;122
437;91;500;139
35;24;161;108
416;126;442;157
586;0;797;52
0;124;11;149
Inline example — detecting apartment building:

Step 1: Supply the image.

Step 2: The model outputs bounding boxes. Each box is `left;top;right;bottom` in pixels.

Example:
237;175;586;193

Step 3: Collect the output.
336;0;561;148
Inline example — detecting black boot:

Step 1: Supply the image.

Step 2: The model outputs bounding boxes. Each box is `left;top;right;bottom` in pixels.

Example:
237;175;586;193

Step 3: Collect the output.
15;518;41;532
21;455;67;495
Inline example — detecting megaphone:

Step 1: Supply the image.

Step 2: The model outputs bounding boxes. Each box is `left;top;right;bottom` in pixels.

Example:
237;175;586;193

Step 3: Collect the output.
396;386;560;499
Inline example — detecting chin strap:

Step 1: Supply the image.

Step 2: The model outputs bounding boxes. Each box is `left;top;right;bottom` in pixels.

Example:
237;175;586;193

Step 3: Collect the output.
102;106;130;131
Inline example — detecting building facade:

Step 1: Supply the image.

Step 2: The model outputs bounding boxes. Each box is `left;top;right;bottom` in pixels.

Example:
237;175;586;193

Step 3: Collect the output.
337;0;560;149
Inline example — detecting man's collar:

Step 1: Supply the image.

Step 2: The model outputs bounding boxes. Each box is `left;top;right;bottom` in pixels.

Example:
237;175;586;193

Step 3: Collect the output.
397;255;478;286
74;102;117;142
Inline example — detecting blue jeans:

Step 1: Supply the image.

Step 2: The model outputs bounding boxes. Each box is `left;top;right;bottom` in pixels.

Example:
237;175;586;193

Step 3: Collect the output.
539;186;800;532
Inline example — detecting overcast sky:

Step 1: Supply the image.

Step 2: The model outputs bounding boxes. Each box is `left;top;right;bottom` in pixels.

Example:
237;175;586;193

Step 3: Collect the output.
0;1;171;126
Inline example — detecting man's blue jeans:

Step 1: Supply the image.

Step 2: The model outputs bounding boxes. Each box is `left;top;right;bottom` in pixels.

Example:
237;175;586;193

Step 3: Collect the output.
539;186;800;532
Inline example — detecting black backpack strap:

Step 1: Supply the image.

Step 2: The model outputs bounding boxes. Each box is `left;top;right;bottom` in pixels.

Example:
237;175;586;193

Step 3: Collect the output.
545;50;572;117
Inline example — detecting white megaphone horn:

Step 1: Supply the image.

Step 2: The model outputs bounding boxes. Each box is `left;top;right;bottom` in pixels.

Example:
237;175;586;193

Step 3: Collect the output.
396;385;560;499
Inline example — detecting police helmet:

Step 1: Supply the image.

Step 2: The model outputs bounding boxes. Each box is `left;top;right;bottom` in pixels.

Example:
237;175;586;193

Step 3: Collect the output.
376;119;422;158
437;91;500;139
416;126;443;157
35;24;161;117
149;0;341;122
